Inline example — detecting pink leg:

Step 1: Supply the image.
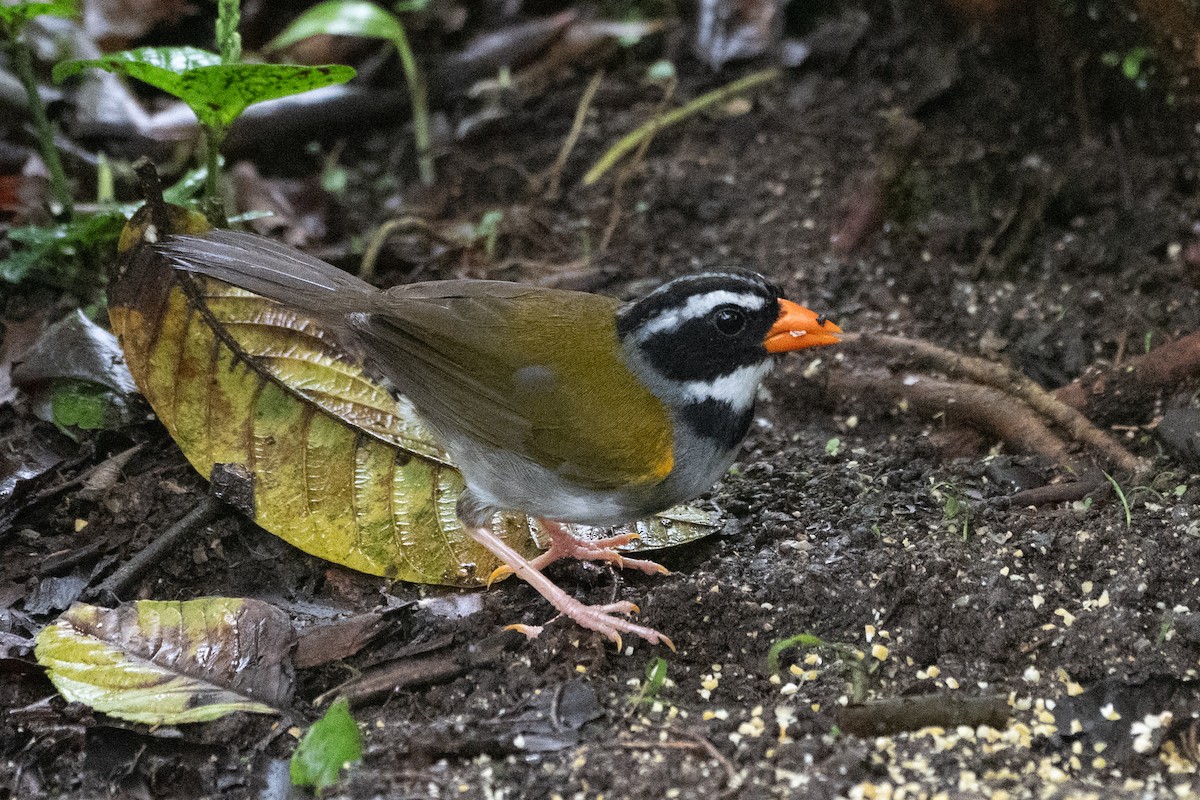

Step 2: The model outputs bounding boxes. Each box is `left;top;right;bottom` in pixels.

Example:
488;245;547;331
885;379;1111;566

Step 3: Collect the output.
469;523;674;651
489;520;669;585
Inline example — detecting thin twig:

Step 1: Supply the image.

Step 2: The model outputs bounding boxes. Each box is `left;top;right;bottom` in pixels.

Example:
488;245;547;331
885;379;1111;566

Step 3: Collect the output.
622;731;739;797
87;496;226;604
584;68;780;186
542;70;604;200
600;76;675;253
359;216;431;281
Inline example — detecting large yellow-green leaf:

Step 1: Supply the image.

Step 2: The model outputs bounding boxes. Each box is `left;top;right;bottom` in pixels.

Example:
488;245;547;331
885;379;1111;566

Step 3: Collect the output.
34;598;294;725
108;203;718;587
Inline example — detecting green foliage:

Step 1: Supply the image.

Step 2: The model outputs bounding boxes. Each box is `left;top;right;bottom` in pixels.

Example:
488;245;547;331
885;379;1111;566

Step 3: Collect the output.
51;379;118;430
1103;471;1132;529
0;0;75;29
767;632;827;676
2;211;124;288
0;162;206;291
473;210;504;260
272;0;408;45
930;480;971;541
291;698;363;794
216;0;241;64
56;0;355;226
54;49;354;131
270;0;433;185
768;632;875;704
1101;46;1156;91
646;60;676;82
1;1;78;217
631;656;669;706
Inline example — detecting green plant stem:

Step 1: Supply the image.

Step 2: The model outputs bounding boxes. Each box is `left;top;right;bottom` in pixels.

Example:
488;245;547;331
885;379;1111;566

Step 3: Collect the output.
202;125;227;226
1103;471;1132;528
7;33;73;217
584;68;780;186
391;32;433;186
217;0;242;64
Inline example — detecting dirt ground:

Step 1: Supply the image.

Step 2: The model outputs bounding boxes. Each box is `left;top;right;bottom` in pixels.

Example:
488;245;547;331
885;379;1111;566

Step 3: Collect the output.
5;3;1200;798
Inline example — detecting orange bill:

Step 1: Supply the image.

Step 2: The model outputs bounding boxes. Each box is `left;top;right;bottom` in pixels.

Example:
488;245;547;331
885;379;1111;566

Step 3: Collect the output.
764;299;842;353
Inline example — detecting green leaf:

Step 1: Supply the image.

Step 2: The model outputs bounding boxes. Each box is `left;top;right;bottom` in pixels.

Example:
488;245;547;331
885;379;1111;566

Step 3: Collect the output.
291;698;363;792
1122;47;1151;81
269;0;406;51
51;379;113;430
0;0;75;28
767;632;827;675
54;48;355;129
2;212;124;286
54;45;222;84
35;598;295;725
643;657;668;696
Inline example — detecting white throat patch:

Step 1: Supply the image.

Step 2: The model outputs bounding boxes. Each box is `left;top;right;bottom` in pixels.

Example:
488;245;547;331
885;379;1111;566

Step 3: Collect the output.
679;361;772;411
636;291;768;341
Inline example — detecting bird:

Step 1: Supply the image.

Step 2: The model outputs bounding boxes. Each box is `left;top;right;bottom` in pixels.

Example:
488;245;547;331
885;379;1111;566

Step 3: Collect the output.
156;229;841;649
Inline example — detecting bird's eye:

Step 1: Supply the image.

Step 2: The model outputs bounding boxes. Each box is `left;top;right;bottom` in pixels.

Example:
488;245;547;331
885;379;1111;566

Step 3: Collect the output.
714;306;746;336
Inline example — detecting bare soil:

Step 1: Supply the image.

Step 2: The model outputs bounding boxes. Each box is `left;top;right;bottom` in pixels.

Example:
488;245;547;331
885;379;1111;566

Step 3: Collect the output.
5;4;1200;799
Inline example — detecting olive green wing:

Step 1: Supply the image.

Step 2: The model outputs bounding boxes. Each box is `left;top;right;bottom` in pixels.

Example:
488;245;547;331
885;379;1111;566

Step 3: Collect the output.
353;283;675;491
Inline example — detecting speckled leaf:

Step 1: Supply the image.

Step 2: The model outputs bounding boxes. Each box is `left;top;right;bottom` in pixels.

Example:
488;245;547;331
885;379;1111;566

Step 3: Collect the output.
34;598;294;725
54;48;354;129
108;203;718;587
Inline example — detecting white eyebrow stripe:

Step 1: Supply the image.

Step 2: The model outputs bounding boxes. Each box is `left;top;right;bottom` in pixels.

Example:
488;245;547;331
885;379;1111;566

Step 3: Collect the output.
636;291;769;340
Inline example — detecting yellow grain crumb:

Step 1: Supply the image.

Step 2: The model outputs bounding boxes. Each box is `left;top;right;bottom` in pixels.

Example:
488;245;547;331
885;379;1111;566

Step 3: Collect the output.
1053;608;1076;627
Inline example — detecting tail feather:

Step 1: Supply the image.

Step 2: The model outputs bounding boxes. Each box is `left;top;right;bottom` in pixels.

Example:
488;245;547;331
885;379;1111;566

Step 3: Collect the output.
156;230;377;316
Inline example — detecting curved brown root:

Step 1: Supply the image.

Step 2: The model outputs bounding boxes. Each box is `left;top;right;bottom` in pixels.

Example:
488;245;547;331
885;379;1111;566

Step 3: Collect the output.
832;332;1147;475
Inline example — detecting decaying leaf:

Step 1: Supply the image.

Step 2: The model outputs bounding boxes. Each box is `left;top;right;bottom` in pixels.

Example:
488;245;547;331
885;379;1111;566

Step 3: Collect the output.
108;202;718;587
34;598;295;725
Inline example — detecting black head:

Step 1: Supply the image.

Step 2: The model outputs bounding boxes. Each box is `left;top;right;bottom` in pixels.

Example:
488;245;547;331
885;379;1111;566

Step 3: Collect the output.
617;270;784;386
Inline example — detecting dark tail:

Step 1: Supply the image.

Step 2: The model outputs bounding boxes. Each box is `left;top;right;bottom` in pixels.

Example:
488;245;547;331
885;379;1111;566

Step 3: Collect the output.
156;230;376;316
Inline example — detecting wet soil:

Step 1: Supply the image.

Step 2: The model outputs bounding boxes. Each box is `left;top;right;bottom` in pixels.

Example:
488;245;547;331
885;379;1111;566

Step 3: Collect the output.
5;4;1200;799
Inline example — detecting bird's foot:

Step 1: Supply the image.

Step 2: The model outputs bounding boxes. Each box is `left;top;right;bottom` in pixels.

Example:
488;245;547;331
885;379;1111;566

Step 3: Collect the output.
488;520;668;586
470;524;674;650
506;602;674;652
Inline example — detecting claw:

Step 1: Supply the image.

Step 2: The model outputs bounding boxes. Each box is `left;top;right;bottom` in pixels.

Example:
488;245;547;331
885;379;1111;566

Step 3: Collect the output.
504;623;544;640
487;565;514;587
